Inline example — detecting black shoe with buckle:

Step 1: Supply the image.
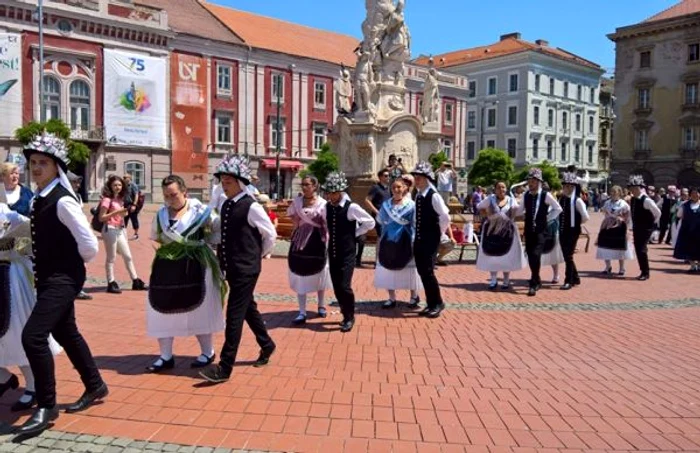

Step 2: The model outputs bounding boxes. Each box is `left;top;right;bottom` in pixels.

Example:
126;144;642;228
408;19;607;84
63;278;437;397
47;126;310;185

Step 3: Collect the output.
11;391;36;412
382;299;397;309
254;344;276;367
407;296;420;309
340;318;355;333
199;364;231;384
15;407;58;438
190;354;215;369
65;383;108;413
106;281;121;294
132;278;147;291
146;357;175;373
488;282;498;291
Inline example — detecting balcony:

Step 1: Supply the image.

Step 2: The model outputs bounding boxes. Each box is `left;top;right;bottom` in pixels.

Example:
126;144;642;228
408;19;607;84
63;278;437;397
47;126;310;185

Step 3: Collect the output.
682;102;700;112
680;147;699;159
634;149;651;160
70;125;105;142
49;0;100;11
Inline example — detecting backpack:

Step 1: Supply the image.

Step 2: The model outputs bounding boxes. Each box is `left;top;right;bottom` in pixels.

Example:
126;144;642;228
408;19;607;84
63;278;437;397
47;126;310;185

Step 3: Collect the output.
90;199;112;232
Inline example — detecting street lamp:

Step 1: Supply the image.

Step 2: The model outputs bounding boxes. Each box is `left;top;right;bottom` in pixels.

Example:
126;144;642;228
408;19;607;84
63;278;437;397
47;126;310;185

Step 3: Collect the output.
275;63;295;200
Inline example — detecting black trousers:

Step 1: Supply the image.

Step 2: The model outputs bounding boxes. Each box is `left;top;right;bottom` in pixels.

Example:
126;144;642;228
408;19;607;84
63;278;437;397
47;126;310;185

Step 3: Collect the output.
659;217;671;244
22;283;103;409
124;208;141;231
219;274;274;375
633;228;653;276
356;235;365;265
329;259;356;322
525;231;547;288
560;228;581;285
414;242;443;309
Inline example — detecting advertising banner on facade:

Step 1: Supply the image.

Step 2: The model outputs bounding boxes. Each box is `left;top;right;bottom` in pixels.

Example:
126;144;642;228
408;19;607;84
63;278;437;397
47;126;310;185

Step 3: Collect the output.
171;52;209;189
0;33;22;138
104;49;167;148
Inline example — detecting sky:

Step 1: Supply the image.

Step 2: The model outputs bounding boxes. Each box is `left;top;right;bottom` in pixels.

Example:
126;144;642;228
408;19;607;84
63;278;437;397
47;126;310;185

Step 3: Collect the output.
210;0;679;75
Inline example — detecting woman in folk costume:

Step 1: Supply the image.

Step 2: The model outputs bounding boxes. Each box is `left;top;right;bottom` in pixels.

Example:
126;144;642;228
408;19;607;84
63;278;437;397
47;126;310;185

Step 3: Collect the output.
671;187;689;248
287;175;332;325
0;187;62;412
540;181;565;284
596;185;635;275
476;181;525;290
673;186;700;273
375;174;422;308
145;175;226;373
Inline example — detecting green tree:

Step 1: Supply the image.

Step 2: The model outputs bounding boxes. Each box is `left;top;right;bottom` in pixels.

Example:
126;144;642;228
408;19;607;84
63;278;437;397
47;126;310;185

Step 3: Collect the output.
14;119;91;172
513;161;562;191
428;150;449;170
467;148;514;188
299;142;339;185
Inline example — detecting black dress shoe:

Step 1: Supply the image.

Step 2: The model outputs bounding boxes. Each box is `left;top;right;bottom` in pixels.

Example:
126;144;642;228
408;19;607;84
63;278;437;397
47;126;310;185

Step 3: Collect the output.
15;407;58;437
190;354;215;369
199;364;230;384
636;274;649;281
65;383;108;413
254;343;276;367
426;304;445;319
106;281;121;294
527;287;537;297
418;307;431;316
0;373;19;398
146;357;175;373
340;318;355;333
11;391;36;412
560;283;573;290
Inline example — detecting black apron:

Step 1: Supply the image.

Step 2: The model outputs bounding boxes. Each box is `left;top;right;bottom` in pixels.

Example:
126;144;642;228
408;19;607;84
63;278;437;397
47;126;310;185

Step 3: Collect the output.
597;223;628;250
378;229;413;270
481;219;516;257
0;261;12;338
288;228;327;276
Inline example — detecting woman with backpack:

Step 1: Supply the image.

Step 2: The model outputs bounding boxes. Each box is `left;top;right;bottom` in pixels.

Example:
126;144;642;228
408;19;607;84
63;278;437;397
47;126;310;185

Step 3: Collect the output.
98;175;146;293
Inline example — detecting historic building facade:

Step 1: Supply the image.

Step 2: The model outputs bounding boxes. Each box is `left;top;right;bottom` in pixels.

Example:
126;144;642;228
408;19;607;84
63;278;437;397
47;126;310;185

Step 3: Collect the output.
608;0;700;188
598;77;614;178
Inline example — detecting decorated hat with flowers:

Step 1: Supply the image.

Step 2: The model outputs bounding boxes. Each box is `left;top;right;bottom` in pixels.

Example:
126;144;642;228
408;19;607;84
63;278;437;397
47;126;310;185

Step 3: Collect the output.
527;167;543;181
410;161;435;183
214;154;252;185
627;174;646;187
22;132;70;172
562;172;579;186
321;171;349;193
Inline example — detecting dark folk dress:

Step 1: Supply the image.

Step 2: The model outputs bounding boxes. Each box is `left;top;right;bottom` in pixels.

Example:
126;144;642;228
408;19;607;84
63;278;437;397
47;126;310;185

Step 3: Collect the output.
673;202;700;261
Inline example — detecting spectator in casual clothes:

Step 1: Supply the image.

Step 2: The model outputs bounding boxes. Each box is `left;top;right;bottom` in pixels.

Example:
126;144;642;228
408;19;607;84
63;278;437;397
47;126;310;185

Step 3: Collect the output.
67;171;93;301
363;169;392;251
123;174;142;240
436;162;456;204
471;187;483;213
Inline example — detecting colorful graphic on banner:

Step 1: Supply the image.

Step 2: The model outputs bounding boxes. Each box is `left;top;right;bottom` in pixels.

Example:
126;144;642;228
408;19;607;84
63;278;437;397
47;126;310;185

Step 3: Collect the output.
0;33;22;138
171;53;209;189
104;49;166;148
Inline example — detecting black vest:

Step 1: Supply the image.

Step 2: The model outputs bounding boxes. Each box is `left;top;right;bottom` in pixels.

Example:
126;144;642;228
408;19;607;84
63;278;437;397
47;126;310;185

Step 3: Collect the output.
559;195;582;234
30;184;85;287
415;189;441;250
631;195;655;232
327;201;357;264
220;195;262;277
524;191;549;234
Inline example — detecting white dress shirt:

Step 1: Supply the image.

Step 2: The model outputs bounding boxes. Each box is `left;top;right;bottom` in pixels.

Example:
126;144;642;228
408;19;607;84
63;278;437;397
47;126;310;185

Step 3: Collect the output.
574;198;590;226
640;193;662;223
323;193;376;237
36;178;98;263
227;191;277;257
415;186;451;234
513;190;562;224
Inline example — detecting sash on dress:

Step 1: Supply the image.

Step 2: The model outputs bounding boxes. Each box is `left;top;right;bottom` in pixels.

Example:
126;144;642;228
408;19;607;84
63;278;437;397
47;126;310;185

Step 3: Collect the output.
0;261;11;338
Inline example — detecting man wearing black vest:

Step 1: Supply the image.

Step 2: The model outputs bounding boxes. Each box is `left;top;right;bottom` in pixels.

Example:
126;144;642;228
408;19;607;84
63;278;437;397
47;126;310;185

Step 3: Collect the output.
627;175;661;281
558;173;590;290
17;133;106;437
514;168;562;297
199;155;277;384
410;162;451;318
322;172;374;332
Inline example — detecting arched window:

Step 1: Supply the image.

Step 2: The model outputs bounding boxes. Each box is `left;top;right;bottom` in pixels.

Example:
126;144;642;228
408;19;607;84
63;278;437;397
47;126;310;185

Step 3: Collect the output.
70;80;90;131
42;76;61;120
124;161;145;190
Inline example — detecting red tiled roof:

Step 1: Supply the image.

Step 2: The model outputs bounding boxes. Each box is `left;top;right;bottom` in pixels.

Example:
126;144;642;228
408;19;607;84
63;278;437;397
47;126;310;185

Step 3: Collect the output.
414;36;601;70
644;0;700;23
201;1;359;66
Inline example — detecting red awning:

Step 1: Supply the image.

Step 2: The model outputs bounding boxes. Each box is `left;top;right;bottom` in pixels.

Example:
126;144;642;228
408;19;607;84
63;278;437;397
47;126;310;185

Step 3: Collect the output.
261;158;304;171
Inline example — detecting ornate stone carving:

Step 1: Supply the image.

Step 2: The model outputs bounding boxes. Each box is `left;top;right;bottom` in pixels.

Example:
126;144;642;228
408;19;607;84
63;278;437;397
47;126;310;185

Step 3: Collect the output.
335;65;353;115
421;67;440;124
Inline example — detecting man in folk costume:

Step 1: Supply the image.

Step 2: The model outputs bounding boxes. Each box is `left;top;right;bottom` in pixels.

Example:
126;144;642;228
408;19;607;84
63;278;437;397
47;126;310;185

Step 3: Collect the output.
558;172;590;290
627;175;661;281
322;172;375;333
410;162;451;318
18;133;106;437
145;175;226;373
199;155;277;383
514;168;562;297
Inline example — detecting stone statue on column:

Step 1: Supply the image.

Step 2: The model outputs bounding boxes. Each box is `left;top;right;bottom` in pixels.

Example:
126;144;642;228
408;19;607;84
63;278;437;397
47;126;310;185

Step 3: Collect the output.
354;49;375;118
421;67;440;124
335;64;353;115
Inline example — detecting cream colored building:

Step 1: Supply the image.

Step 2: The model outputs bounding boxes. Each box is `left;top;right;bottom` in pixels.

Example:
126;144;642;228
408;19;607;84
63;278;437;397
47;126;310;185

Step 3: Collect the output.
608;0;700;188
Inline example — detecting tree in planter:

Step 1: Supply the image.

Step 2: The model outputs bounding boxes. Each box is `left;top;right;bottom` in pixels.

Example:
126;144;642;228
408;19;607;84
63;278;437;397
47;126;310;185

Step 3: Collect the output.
298;142;339;185
513;161;561;191
468;148;514;189
14;119;90;172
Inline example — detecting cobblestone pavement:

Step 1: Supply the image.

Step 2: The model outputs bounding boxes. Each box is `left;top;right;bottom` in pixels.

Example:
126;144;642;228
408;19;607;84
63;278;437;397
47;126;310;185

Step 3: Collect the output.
2;210;700;452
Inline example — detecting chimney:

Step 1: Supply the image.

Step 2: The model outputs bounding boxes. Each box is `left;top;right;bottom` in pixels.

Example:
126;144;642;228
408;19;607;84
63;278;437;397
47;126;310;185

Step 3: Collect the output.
535;39;549;47
500;32;521;41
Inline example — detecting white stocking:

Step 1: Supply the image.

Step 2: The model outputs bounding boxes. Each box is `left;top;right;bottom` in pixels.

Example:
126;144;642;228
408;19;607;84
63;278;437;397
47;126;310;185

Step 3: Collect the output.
297;294;307;315
196;334;214;358
388;290;396;301
317;290;326;308
157;337;174;361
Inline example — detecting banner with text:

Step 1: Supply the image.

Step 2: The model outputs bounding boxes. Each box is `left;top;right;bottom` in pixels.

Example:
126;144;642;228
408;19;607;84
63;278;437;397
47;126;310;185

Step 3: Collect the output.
0;33;22;138
171;53;209;189
104;49;167;148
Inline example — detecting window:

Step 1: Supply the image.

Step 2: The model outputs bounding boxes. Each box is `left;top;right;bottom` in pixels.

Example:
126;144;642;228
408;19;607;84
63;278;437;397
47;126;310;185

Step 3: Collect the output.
124;161;145;189
575;114;581;132
689;43;700;62
638;88;650;109
507;138;516;158
640;51;651;68
216;112;232;143
271;118;286;149
486;139;496;149
487;108;496;127
686;82;698;105
533;106;540;125
577;85;583;101
443;139;453;157
69;80;90;131
314;82;326;109
468;80;476;98
588;145;594;164
574;143;581;162
549;77;555;95
444;103;454;125
508;106;517;125
547;140;553;160
467;141;476;160
547;109;554;127
488;77;497;95
601;128;608;146
589;116;595;134
564;82;569;98
561;142;567;161
635;129;649;150
533;138;539;159
535;74;541;92
590;87;596;104
217;65;231;95
562;111;568;129
684;127;698;149
313;123;327;151
509;73;518;92
467;110;476;129
271;73;284;101
42;76;61;121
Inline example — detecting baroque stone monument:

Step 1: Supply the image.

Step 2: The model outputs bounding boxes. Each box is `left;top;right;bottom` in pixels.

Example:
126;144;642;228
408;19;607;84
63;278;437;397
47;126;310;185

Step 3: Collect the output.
329;0;443;201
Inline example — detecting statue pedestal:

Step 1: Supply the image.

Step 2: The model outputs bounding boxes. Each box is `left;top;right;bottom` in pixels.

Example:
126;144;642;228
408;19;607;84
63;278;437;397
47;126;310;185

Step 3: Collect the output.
373;82;406;120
